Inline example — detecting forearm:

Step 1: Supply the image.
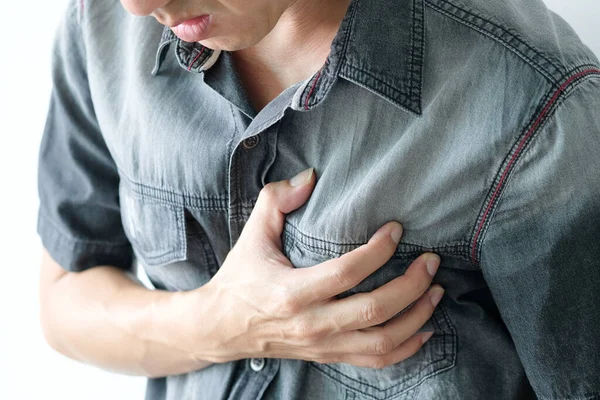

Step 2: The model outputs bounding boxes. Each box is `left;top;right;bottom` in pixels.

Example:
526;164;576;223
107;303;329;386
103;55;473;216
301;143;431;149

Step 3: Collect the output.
40;252;213;378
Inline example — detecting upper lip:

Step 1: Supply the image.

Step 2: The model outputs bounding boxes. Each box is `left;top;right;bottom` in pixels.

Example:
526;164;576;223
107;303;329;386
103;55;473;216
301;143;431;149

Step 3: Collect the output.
167;17;190;28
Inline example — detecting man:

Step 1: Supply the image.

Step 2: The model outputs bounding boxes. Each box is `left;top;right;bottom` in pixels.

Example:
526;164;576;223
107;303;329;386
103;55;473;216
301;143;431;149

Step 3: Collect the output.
38;0;600;398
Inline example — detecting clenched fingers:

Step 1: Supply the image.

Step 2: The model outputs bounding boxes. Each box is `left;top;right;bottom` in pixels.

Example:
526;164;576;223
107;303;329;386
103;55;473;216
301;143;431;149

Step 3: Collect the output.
311;252;441;333
320;331;434;369
316;285;445;356
289;222;403;305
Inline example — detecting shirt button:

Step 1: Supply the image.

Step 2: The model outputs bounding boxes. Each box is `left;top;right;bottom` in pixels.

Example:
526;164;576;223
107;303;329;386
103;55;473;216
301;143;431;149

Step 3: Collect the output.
242;135;260;149
249;358;265;372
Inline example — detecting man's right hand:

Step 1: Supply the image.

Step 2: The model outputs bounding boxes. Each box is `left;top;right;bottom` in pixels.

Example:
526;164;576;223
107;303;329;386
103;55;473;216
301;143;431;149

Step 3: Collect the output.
187;167;444;369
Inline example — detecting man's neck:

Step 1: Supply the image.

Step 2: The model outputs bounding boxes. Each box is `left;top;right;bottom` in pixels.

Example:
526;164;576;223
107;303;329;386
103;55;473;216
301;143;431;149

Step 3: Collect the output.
232;0;351;111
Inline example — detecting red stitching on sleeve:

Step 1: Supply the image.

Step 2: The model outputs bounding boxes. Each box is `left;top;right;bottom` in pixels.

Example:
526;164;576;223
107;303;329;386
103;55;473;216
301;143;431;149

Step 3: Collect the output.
471;68;600;264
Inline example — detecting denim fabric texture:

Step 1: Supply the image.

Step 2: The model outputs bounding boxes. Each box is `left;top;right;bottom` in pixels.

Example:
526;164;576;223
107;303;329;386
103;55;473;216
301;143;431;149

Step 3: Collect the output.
37;0;600;399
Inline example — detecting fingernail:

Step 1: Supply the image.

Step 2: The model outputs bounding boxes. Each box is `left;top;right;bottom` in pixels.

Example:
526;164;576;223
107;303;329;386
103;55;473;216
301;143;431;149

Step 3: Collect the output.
421;331;434;344
426;254;440;277
429;287;445;307
290;167;314;187
390;224;402;244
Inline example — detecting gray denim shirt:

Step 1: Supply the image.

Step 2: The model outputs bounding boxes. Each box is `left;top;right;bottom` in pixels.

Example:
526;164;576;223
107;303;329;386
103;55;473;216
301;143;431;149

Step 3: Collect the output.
38;0;600;399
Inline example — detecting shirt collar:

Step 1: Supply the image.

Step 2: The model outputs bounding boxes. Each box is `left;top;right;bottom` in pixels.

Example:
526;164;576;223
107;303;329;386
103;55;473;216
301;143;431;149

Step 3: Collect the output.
152;27;221;75
153;0;425;115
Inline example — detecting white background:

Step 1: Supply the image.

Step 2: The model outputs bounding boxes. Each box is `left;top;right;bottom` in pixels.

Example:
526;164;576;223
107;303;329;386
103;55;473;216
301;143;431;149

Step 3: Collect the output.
0;1;598;399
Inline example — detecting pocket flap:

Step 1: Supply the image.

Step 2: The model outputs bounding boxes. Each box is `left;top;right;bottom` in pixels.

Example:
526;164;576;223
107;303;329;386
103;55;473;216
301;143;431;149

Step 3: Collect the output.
119;182;187;266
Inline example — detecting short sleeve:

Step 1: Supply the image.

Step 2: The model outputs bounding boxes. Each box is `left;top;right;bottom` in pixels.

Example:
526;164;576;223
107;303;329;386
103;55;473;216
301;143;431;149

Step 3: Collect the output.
37;0;133;272
480;76;600;399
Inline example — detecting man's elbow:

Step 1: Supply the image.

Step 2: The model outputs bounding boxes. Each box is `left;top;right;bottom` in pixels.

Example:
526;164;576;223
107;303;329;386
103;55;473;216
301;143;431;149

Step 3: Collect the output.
38;250;75;358
39;299;64;355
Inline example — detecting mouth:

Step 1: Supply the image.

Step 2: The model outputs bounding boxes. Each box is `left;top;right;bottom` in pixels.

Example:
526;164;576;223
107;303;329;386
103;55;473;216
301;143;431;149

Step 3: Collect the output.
169;15;213;42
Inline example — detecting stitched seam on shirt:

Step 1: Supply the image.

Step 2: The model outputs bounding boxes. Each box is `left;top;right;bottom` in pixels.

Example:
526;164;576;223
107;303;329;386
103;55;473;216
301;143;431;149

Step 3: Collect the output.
424;0;561;84
225;102;239;234
539;391;600;400
38;211;131;247
309;325;454;397
284;222;471;260
175;41;214;72
309;355;450;397
303;0;357;109
121;202;182;261
124;177;228;199
470;68;600;265
286;221;466;248
343;63;415;103
287;236;470;259
338;0;423;115
187;46;205;72
227;128;245;222
304;69;322;110
241;109;289;138
409;0;425;114
287;239;473;263
118;171;229;209
339;70;421;116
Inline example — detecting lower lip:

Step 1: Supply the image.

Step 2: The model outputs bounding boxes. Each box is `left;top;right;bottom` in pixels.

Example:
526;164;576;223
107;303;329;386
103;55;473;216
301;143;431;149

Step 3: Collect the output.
172;15;212;42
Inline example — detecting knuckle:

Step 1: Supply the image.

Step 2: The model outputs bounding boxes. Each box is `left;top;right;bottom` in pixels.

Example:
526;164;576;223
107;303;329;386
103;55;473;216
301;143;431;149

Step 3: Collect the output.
277;301;298;318
360;299;388;326
258;183;278;204
306;327;327;343
404;272;430;296
268;287;301;317
290;318;322;343
278;293;302;317
332;263;357;289
289;319;311;340
370;334;395;355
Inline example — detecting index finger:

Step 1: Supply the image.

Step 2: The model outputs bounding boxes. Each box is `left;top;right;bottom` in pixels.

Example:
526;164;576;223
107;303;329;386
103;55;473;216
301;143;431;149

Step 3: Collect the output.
289;221;402;305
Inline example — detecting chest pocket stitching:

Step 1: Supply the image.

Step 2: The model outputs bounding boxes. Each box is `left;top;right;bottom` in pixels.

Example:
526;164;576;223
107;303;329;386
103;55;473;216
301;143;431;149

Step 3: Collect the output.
284;221;472;261
119;182;187;266
308;302;456;399
283;230;458;398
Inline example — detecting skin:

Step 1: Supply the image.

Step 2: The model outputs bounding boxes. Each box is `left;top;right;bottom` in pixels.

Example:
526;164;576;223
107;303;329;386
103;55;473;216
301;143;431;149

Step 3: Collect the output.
41;170;444;377
120;0;345;52
39;0;446;378
121;0;352;109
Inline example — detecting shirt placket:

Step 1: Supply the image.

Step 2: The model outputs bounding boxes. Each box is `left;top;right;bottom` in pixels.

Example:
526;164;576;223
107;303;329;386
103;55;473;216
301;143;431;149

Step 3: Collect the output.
224;111;288;400
226;82;303;248
226;358;281;400
227;119;281;247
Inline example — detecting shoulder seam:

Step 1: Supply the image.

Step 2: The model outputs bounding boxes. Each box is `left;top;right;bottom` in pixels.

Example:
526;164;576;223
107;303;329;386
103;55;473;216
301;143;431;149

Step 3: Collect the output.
425;0;570;86
470;67;600;265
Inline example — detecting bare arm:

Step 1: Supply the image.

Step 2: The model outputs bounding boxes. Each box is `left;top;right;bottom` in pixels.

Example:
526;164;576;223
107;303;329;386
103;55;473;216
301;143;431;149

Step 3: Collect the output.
39;250;213;378
39;170;443;377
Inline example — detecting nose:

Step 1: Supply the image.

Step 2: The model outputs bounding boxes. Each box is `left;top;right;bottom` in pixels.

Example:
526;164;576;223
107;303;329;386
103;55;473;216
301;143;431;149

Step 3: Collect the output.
120;0;171;16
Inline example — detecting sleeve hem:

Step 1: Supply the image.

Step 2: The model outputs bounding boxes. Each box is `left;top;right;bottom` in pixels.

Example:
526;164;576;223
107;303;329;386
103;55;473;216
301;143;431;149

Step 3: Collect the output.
37;211;134;272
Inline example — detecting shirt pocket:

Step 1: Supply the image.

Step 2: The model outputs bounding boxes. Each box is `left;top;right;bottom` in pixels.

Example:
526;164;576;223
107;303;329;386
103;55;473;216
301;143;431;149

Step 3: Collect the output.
118;181;187;267
283;227;457;400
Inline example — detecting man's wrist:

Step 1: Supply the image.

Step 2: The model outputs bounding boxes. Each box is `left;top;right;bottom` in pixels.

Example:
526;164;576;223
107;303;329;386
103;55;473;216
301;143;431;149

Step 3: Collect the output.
170;285;222;367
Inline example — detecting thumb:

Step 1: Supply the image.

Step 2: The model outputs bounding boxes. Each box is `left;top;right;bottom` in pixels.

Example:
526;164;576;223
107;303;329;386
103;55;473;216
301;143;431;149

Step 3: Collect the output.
242;167;316;244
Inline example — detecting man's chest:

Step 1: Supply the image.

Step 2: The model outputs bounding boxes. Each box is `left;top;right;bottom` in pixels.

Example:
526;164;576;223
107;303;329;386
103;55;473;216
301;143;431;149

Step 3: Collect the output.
90;70;496;259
